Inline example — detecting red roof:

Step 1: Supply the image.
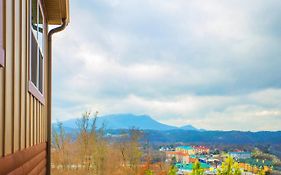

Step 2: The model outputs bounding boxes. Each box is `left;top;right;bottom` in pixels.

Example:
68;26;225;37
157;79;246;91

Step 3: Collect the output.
193;146;209;149
166;151;189;156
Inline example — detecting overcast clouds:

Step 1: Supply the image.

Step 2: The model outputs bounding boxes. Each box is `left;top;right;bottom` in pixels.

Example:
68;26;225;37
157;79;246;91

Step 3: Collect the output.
52;0;281;131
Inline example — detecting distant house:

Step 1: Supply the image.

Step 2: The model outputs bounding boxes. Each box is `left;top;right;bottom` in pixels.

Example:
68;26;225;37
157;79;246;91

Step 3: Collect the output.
238;158;273;174
0;0;69;174
189;154;208;163
176;146;195;155
166;151;190;164
159;146;174;152
229;151;251;159
193;145;210;154
175;162;211;174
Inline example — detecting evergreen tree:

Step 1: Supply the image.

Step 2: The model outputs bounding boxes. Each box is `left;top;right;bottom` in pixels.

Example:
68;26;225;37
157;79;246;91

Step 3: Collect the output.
171;156;177;165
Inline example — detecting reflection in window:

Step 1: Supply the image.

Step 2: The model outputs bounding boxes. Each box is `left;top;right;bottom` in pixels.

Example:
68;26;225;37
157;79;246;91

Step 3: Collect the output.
39;52;43;93
38;7;43;53
31;34;38;86
31;0;37;38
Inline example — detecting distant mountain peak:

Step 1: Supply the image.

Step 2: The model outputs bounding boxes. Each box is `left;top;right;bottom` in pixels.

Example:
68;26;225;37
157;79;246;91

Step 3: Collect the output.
60;113;180;131
102;113;179;130
56;113;202;131
180;124;198;131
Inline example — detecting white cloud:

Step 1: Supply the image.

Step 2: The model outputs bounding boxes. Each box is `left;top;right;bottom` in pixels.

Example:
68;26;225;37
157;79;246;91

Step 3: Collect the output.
53;87;281;131
51;0;281;131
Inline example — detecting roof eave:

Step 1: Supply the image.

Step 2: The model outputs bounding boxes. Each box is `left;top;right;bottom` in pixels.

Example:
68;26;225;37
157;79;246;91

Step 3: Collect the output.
44;0;70;25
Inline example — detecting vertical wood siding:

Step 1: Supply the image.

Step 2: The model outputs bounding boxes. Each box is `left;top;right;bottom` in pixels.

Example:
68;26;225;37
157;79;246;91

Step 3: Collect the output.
4;0;14;156
0;0;3;157
0;0;4;156
0;0;48;171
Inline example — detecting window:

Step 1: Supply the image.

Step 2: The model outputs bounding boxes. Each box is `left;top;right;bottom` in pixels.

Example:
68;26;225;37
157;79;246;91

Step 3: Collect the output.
0;0;4;67
29;0;45;103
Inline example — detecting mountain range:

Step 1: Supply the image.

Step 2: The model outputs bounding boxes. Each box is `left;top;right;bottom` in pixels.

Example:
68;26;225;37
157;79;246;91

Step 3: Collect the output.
58;113;200;131
53;113;281;145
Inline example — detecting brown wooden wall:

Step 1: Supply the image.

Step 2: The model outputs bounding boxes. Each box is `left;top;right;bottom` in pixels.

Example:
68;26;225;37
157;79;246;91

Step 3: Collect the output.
0;0;49;174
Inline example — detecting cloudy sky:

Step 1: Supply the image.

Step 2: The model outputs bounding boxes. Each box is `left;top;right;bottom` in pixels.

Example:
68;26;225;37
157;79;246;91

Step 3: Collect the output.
52;0;281;131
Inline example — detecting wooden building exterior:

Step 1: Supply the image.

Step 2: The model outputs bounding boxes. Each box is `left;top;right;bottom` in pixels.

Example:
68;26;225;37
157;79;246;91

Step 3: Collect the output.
0;0;69;174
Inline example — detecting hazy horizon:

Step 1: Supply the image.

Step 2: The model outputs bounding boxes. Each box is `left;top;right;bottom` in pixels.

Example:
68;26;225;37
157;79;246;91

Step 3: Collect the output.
52;113;281;132
52;0;281;131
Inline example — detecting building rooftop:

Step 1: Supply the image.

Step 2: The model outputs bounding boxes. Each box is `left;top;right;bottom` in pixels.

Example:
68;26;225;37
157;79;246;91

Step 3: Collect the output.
190;155;207;159
194;146;209;149
229;152;251;155
238;158;273;167
45;0;70;25
175;162;211;170
177;146;194;150
166;151;189;156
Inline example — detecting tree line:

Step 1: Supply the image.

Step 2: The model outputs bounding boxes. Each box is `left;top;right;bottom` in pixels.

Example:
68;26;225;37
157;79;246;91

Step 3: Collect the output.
51;111;172;175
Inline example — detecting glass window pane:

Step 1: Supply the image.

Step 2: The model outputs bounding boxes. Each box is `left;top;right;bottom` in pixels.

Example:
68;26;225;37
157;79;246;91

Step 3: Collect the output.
31;0;38;38
30;0;45;95
39;51;43;93
38;7;43;53
31;33;38;86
